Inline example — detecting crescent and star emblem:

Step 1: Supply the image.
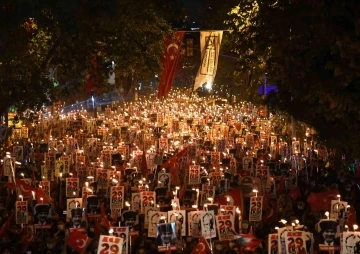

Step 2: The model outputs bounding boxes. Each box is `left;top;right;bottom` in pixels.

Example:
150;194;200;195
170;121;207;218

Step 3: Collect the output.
197;242;205;251
166;43;179;61
19;184;30;193
77;238;86;248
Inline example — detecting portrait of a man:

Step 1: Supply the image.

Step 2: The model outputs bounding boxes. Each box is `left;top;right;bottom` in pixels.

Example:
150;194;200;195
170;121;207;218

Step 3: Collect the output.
121;210;138;230
87;195;100;215
70;207;85;228
318;220;339;247
156;223;177;250
201;212;215;236
34;204;51;226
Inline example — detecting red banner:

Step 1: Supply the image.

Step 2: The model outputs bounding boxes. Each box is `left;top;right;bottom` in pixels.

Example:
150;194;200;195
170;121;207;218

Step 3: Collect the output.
158;31;185;98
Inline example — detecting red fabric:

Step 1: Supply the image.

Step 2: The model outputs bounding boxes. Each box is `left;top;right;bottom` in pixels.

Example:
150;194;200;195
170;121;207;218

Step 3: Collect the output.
0;212;14;238
191;236;211;254
66;229;91;253
19;226;34;245
15;178;36;198
100;203;106;217
178;184;186;201
289;187;301;201
161;148;188;186
215;188;243;214
235;227;262;252
85;54;102;94
36;187;50;204
141;150;148;178
307;189;339;212
263;194;278;225
158;31;185;98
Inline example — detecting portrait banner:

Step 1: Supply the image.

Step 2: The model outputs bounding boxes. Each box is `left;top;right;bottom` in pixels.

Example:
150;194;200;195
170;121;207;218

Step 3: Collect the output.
189;211;203;238
330;200;348;221
168;210;186;237
156;223;177;252
131;193;141;212
148;211;167;238
82;186;93;208
97;235;123;254
200;210;216;239
317;219;340;252
342;231;360;254
66;198;82;220
16;201;28;225
145;206;159;229
249;196;263;222
216;215;235;241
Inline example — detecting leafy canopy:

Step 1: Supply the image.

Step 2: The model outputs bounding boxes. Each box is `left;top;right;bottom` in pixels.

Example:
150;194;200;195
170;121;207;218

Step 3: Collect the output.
226;0;360;153
0;0;179;114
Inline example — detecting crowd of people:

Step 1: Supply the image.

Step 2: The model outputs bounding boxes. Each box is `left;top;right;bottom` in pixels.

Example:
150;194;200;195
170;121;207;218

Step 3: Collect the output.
0;89;359;254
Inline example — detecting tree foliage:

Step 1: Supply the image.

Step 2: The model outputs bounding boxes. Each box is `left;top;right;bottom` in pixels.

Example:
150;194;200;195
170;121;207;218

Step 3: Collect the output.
0;0;181;115
226;0;360;155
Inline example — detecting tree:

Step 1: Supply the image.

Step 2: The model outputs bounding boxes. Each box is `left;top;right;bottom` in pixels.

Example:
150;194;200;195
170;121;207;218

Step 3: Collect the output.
0;0;182;116
226;0;360;156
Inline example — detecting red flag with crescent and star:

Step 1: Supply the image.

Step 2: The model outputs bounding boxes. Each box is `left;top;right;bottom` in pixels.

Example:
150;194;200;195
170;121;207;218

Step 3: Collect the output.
191;236;211;254
307;189;339;212
15;178;36;198
66;229;91;253
158;31;185;98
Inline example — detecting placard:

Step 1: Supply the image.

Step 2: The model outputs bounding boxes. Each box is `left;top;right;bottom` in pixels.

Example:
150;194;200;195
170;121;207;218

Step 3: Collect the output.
216;215;235;241
168;210;186;237
200;185;215;206
110;227;129;254
110;186;124;209
200;210;216;239
148;211;167;238
97;235;123;254
16;201;28;224
66;178;79;197
140;191;156;213
268;233;279;254
39;181;50;197
249;196;263;222
188;165;200;185
156;223;177;252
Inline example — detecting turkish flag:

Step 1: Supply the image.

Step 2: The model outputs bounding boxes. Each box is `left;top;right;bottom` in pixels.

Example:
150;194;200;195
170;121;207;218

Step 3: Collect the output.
0;212;14;238
235;227;262;252
19;225;34;245
307;189;339;212
161;148;188;186
141;149;148;178
15;178;36;198
158;31;185;98
67;229;91;253
35;187;51;204
215;188;244;213
191;236;210;254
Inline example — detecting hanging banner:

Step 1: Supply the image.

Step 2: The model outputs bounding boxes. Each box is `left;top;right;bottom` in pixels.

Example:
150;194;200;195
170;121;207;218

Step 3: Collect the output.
97;235;123;254
16;201;28;224
193;31;223;91
249;196;263;222
158;31;185;98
